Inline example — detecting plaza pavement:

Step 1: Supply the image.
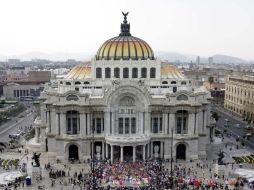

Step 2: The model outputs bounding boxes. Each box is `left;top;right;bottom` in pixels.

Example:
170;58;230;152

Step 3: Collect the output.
0;135;252;190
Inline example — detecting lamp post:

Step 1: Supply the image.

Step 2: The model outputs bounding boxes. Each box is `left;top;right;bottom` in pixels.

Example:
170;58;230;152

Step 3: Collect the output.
169;127;174;188
91;125;96;189
170;127;173;177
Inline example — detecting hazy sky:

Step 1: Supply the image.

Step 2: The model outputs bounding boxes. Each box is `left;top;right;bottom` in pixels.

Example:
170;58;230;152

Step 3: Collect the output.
0;0;253;60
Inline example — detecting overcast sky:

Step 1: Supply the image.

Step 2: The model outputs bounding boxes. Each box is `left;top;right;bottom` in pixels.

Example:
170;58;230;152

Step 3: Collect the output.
0;0;253;60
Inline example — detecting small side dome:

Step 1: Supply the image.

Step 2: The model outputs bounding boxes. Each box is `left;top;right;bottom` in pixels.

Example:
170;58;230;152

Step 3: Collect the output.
161;64;185;79
65;63;91;79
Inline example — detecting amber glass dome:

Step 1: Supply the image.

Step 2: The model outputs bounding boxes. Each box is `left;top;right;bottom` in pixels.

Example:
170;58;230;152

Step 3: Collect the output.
96;13;155;61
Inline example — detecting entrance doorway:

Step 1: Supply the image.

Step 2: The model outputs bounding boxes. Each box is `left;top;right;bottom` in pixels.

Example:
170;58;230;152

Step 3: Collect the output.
176;144;186;160
124;146;133;162
69;145;79;160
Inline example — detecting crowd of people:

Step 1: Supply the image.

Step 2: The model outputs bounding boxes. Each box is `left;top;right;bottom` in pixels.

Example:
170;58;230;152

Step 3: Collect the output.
84;159;251;190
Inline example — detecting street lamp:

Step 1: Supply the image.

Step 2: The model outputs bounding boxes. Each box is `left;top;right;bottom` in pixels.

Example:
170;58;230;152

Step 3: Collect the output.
170;127;173;177
91;125;97;189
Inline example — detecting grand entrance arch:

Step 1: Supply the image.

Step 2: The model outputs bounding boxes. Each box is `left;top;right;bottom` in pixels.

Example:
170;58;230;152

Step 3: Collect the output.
69;145;79;160
176;144;186;160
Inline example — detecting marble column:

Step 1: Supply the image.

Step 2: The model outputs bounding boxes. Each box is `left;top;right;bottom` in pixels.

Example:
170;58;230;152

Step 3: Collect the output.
104;112;110;134
102;142;105;159
112;112;115;134
160;141;163;158
60;113;66;135
143;145;146;160
148;143;150;158
106;143;108;159
110;145;113;163
169;113;175;132
144;112;151;134
163;113;168;134
120;146;124;162
139;112;144;134
151;142;154;158
203;110;207;132
80;112;86;136
194;112;198;135
87;113;91;135
133;146;136;162
55;112;59;136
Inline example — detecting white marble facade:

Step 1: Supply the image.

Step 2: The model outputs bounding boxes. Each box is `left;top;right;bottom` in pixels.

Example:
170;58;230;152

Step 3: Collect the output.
35;15;212;163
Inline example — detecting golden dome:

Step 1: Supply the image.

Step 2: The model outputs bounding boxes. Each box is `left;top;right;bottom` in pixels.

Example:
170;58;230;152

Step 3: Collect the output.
96;12;154;61
65;64;91;79
96;36;154;61
161;64;185;79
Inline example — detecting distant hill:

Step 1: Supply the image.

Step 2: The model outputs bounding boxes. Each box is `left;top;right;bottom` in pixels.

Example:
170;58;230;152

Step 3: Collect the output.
0;51;251;64
0;51;93;62
212;54;247;64
155;51;249;64
155;51;191;62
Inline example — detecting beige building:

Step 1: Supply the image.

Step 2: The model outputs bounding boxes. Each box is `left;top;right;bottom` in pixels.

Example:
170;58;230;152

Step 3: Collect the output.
224;74;254;122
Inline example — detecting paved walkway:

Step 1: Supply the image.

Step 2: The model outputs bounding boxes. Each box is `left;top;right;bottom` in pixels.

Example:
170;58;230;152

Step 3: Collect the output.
1;124;254;189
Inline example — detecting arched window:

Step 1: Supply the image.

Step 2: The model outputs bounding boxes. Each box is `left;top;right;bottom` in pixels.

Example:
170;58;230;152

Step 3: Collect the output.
141;68;147;78
150;67;156;78
75;81;81;85
123;67;129;78
173;86;177;93
176;110;188;134
171;81;176;84
105;67;111;78
66;82;71;85
66;110;80;135
84;81;90;85
181;81;187;85
96;67;102;78
66;94;79;101
132;68;138;78
114;68;120;78
176;94;188;101
162;81;168;84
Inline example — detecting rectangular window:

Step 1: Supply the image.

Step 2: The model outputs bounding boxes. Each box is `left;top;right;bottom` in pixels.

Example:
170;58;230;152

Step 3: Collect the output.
153;118;158;133
183;117;187;132
125;118;129;134
159;117;162;132
119;118;123;134
96;118;101;134
176;117;181;134
67;118;72;133
131;118;136;134
92;119;95;132
72;118;77;134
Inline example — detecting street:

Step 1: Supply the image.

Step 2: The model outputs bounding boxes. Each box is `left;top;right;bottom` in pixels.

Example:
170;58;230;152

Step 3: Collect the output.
212;104;254;149
0;103;34;143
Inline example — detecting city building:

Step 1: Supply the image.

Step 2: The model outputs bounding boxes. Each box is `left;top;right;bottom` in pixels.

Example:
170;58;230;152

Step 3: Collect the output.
224;74;254;123
2;70;51;100
35;14;212;162
196;56;200;65
208;57;213;64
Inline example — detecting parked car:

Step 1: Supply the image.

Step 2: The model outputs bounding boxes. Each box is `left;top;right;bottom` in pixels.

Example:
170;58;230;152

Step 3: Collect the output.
245;125;251;130
9;134;20;140
235;123;240;128
245;133;252;140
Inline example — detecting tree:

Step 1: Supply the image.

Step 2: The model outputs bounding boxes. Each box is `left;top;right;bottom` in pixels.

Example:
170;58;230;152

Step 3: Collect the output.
208;76;214;90
211;112;220;122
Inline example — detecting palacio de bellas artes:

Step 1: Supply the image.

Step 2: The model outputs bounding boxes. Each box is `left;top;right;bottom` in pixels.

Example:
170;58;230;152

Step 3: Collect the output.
33;12;212;164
